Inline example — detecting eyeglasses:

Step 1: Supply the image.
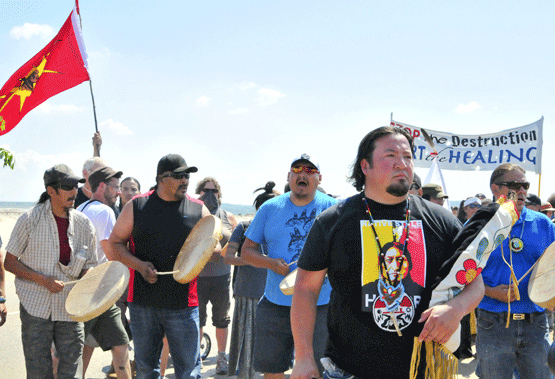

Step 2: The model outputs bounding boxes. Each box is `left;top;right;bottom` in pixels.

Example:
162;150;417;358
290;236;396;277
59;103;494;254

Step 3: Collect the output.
466;204;481;209
58;183;78;191
161;172;190;180
496;181;530;191
291;166;320;175
202;188;219;194
410;183;420;190
107;183;121;191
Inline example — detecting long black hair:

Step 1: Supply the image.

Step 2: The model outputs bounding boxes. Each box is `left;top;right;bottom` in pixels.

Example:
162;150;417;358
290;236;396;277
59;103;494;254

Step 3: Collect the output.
253;181;279;210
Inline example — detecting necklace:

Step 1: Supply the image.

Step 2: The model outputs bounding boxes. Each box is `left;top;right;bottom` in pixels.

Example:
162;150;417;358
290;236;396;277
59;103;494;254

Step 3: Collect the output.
509;219;525;253
362;196;412;278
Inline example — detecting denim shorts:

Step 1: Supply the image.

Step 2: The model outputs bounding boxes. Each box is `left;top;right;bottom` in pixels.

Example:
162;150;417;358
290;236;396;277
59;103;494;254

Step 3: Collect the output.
253;297;328;374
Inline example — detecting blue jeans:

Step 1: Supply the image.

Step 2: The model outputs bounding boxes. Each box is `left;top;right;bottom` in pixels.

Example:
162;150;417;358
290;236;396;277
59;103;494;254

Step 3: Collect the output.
476;309;552;379
129;303;201;379
20;304;84;379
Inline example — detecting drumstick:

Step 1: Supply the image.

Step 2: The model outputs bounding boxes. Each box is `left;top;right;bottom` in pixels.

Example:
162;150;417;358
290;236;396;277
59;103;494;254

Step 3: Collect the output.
517;246;553;284
156;270;180;275
288;260;298;266
64;274;99;285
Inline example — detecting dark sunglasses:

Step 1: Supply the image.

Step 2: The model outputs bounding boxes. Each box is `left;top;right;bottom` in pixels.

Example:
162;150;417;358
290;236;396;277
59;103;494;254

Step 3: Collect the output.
162;172;190;180
58;183;78;191
410;183;420;190
496;181;530;191
466;204;481;209
202;188;219;194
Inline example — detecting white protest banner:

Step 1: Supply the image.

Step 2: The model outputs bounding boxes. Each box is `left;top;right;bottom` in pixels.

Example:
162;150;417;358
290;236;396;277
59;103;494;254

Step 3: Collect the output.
390;117;543;174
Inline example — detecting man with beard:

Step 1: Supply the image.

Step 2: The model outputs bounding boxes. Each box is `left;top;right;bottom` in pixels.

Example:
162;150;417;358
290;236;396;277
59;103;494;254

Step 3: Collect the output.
194;177;236;374
76;166;132;379
290;127;484;379
5;164;97;379
242;154;337;379
108;154;210;379
475;163;555;379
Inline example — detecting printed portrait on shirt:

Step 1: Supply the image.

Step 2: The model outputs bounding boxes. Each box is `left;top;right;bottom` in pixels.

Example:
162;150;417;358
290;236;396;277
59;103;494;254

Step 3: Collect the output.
360;219;426;333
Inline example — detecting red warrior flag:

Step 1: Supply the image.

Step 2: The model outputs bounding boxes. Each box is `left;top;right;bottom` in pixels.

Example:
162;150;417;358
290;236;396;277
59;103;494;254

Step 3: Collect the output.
0;5;90;135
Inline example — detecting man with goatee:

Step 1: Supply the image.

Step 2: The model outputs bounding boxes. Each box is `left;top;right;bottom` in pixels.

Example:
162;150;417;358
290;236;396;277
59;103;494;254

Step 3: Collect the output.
242;153;337;379
109;154;210;379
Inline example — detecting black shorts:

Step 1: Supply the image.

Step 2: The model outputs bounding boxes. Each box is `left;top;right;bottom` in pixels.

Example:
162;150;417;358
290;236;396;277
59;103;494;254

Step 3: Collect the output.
197;274;231;329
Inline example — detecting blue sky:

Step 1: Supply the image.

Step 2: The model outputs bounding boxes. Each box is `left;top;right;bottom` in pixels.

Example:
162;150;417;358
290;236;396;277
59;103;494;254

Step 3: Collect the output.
1;1;554;205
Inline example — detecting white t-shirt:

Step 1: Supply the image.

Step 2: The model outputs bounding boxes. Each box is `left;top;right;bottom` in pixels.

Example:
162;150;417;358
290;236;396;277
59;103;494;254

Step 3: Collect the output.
77;199;116;264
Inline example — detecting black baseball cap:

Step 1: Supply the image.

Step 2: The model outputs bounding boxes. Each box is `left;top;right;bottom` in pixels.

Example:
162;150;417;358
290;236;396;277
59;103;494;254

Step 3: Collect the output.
88;166;123;190
412;173;422;189
157;154;198;175
43;164;85;188
526;194;541;206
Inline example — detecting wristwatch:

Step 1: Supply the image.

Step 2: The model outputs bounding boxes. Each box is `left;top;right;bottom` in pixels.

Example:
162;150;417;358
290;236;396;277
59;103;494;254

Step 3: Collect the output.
0;297;6;304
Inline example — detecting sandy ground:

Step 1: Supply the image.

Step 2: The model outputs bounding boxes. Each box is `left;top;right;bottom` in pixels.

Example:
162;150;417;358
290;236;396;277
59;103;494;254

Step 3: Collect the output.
0;209;479;378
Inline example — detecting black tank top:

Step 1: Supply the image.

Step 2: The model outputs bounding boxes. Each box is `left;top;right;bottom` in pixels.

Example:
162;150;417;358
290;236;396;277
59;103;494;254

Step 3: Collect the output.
129;190;203;309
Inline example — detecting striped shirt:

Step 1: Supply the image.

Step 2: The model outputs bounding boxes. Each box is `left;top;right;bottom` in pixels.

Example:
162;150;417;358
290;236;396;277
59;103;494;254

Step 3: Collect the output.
6;200;97;321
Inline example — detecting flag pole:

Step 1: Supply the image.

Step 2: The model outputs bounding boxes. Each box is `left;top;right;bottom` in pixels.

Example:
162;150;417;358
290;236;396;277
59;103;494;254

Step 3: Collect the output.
538;173;542;197
75;1;99;135
88;81;99;133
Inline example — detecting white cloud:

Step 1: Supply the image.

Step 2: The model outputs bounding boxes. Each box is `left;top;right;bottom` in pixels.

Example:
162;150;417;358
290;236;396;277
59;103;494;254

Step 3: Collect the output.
239;82;256;90
35;102;83;114
10;23;54;40
257;88;286;106
229;108;250;115
100;118;133;135
11;149;82;170
88;48;111;60
454;101;482;114
196;96;212;107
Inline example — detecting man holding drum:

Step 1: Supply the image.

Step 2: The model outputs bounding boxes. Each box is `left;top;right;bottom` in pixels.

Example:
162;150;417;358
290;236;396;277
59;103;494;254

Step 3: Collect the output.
76;166;131;379
109;154;210;379
475;163;555;379
5;164;97;379
290;127;484;379
242;153;337;379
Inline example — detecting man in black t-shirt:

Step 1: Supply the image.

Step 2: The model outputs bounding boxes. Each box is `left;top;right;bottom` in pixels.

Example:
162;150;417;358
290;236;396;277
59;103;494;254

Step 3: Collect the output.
290;126;485;379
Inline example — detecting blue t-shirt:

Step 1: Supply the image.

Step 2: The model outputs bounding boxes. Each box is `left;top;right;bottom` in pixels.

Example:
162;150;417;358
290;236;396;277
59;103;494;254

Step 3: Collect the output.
245;191;337;306
479;207;555;313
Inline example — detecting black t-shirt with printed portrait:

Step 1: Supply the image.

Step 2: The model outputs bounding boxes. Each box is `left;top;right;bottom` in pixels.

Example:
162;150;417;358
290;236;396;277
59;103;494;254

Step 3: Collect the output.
298;192;462;379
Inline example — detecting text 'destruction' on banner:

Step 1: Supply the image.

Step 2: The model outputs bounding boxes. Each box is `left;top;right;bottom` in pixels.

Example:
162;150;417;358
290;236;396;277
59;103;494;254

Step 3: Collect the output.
390;117;544;174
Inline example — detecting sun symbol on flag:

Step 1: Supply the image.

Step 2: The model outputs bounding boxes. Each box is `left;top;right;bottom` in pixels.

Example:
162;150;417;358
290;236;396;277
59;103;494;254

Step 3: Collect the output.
455;259;482;285
0;53;59;114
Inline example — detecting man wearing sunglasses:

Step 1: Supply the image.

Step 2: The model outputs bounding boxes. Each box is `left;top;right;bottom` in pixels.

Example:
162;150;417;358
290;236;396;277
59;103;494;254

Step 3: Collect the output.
5;164;97;379
475;163;555;379
242;153;337;379
76;166;132;379
109;154;210;379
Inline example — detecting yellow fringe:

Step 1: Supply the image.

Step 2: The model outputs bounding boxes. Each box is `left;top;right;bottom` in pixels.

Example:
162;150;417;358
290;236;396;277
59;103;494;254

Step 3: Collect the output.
410;338;459;379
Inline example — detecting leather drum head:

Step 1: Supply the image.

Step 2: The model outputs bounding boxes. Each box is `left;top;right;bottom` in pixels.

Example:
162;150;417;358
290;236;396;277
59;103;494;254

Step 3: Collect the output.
173;215;222;284
279;268;298;296
65;261;130;322
529;241;555;309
